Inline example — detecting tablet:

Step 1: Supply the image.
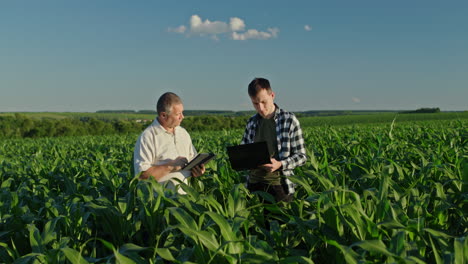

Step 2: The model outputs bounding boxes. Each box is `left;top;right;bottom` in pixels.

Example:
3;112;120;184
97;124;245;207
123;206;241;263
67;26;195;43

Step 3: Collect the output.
226;141;271;171
181;153;216;171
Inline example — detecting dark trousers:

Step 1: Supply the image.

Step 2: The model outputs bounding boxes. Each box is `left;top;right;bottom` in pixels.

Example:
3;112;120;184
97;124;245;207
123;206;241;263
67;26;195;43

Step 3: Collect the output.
248;182;293;203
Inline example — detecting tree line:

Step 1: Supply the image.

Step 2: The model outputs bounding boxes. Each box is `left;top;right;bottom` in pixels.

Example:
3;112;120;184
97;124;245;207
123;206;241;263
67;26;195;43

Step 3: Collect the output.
97;109;256;116
0;114;248;139
399;107;441;114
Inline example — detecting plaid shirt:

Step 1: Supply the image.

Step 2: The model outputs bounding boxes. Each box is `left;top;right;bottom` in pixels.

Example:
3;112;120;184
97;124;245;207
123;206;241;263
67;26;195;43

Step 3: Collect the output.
241;105;307;194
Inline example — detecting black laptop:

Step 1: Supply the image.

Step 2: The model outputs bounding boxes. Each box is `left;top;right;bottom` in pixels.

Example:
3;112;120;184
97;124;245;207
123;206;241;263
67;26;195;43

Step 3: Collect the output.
226;141;271;171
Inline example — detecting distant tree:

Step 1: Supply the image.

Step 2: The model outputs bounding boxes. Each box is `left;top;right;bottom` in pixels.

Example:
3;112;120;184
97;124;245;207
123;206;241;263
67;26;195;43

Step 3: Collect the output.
137;110;157;114
0;117;17;138
401;108;441;114
96;110;136;113
113;120;144;134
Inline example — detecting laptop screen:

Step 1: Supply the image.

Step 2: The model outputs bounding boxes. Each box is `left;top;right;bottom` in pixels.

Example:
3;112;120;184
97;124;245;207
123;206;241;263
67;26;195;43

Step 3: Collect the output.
226;141;271;171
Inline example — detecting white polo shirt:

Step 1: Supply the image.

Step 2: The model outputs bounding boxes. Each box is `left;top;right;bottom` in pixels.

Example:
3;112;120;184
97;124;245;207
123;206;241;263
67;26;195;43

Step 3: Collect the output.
134;118;197;193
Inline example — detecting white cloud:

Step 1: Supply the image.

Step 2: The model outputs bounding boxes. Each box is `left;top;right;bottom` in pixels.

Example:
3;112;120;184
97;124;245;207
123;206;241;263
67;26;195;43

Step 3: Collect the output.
190;15;229;35
168;15;278;41
231;28;279;40
352;97;361;103
304;25;312;31
167;25;186;34
230;17;245;32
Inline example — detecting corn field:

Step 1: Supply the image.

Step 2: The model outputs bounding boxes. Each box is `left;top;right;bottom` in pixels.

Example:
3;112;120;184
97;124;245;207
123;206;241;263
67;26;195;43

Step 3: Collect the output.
0;119;467;263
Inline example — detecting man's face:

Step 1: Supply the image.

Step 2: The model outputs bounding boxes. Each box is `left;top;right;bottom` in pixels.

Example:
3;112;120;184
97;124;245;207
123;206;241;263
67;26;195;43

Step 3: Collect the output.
162;103;184;129
250;89;275;119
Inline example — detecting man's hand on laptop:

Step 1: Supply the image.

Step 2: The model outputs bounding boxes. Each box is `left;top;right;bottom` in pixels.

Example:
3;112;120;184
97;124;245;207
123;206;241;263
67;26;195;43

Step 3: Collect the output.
260;158;282;172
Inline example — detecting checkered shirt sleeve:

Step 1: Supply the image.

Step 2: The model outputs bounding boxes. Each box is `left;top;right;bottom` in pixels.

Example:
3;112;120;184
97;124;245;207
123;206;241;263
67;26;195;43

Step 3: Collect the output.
276;111;307;174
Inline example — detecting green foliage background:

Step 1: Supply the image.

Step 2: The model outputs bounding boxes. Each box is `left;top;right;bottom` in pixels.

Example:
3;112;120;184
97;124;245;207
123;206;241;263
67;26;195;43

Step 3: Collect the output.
0;115;467;263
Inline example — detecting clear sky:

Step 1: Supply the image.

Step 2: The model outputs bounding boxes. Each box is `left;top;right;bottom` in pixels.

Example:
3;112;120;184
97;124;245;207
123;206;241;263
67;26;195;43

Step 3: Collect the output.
1;0;467;112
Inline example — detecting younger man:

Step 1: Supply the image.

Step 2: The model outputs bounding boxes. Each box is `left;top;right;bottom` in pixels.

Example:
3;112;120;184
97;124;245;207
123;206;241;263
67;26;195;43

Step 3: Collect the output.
241;78;307;202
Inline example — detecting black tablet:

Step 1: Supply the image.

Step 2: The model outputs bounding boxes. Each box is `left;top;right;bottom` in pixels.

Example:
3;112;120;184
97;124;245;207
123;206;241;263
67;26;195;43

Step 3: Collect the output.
181;153;216;171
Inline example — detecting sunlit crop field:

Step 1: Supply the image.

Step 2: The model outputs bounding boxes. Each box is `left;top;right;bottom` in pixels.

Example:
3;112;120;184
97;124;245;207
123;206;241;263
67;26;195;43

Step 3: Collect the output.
1;119;467;263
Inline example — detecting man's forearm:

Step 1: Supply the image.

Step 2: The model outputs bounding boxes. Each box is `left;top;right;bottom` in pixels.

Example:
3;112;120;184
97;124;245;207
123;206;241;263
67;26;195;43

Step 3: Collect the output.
139;164;176;180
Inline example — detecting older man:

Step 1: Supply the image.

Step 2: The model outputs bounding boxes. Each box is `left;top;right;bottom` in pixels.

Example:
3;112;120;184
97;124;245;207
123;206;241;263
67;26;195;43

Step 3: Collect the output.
134;92;205;193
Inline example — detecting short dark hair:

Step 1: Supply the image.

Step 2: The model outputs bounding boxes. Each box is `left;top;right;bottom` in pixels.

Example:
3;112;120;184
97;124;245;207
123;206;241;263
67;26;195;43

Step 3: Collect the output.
248;78;272;97
156;92;182;115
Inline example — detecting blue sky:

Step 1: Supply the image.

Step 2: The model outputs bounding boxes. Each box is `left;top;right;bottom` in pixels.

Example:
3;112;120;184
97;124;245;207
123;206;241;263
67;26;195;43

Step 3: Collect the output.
1;0;467;112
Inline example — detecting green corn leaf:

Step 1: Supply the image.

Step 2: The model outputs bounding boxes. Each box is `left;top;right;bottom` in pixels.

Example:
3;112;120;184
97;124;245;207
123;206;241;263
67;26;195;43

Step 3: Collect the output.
97;238;116;251
167;207;198;231
177;227;220;252
0;241;17;260
42;217;62;245
325;239;358;264
377;219;405;230
310;151;319;171
205;211;243;254
424;228;452;240
352;240;396;258
154;248;176;261
279;256;315;264
119;243;147;253
429;235;443;264
1;178;14;188
389;231;406;257
453;237;466;264
405;256;427;263
196;230;221;252
289;174;314;195
61;248;90;264
12;253;46;264
205;211;238;241
27;224;43;254
114;250;137;264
